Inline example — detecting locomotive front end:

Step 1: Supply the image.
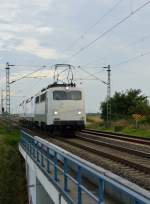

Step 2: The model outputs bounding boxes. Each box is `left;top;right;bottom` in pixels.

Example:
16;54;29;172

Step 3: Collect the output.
50;86;85;131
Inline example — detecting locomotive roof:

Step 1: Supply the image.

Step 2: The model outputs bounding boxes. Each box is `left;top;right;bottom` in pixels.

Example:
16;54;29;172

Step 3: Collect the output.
19;83;81;106
41;82;76;92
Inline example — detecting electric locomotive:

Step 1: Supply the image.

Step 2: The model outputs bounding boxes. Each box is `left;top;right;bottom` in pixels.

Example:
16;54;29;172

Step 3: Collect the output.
19;82;86;134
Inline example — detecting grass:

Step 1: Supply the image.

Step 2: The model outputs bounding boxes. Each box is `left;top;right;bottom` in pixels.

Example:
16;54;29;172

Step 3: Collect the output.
0;121;27;204
86;115;150;139
122;127;150;138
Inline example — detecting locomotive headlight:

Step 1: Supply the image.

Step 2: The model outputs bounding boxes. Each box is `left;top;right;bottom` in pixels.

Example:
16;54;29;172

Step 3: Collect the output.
65;86;69;90
54;110;58;115
78;111;82;115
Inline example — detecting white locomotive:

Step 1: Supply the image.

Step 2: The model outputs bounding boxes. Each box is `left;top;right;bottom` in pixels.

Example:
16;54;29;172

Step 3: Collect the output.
19;83;86;133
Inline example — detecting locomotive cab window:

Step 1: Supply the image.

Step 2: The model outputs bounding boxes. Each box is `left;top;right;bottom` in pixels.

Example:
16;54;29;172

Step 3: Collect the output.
69;91;81;100
35;96;39;103
40;93;46;102
53;91;81;100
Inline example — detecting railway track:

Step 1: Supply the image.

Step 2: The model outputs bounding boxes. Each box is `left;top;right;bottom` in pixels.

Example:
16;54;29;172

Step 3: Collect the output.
78;131;150;154
21;127;150;190
55;136;150;190
57;136;150;174
76;133;150;158
82;129;150;146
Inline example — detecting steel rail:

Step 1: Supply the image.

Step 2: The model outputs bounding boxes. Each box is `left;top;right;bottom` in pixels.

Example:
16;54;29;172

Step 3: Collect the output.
57;138;150;175
76;133;150;158
19;128;150;173
20;128;150;191
82;129;150;145
20;130;150;204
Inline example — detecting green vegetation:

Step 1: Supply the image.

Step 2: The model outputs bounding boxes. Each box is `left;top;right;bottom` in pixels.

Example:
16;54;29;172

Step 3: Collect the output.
89;89;150;138
101;89;150;121
86;115;150;138
0;121;27;204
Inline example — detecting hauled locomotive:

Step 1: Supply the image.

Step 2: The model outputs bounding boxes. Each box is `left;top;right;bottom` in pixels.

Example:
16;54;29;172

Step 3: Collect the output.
19;82;86;134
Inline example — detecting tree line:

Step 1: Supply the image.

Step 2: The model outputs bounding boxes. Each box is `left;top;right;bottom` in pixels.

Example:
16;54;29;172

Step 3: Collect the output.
100;89;150;122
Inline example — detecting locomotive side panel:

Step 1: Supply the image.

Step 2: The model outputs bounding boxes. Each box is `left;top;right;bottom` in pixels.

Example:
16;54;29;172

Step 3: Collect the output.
46;90;53;126
18;83;86;133
34;93;47;125
24;98;35;121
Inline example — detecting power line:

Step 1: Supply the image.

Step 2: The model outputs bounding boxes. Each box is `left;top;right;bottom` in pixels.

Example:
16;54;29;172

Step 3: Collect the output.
129;33;150;47
77;64;112;126
11;72;45;80
129;0;133;13
0;64;50;85
13;79;42;113
14;77;50;113
22;79;44;99
74;78;101;81
66;0;150;62
92;50;150;77
62;0;123;53
10;65;51;84
83;0;123;35
23;76;48;79
9;64;48;68
113;50;150;67
77;66;107;85
83;33;150;67
93;50;150;75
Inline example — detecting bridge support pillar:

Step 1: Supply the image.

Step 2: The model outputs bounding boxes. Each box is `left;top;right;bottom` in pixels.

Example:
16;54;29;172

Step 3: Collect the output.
20;145;68;204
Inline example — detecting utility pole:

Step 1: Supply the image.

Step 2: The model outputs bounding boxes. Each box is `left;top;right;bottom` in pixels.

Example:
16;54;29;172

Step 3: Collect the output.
6;62;11;116
103;65;111;127
5;62;14;130
5;62;15;115
1;89;4;115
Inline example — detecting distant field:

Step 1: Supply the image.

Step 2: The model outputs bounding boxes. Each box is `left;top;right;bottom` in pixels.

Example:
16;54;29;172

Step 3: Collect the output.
86;115;150;139
0;121;27;204
86;114;102;125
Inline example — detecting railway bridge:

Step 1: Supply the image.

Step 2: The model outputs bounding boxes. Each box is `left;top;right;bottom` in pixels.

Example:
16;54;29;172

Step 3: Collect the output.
19;130;150;204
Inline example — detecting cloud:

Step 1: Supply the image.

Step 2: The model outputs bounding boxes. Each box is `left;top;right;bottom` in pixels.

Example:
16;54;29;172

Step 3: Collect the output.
0;0;149;113
0;23;54;53
15;38;61;59
37;26;53;34
0;23;53;34
30;0;52;8
0;1;20;22
0;32;14;41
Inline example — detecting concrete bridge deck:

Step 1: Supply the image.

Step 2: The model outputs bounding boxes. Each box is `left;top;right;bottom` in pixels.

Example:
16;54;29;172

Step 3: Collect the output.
19;130;150;204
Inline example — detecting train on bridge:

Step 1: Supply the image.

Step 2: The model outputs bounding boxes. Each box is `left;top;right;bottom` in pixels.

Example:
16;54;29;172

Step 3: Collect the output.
18;82;86;134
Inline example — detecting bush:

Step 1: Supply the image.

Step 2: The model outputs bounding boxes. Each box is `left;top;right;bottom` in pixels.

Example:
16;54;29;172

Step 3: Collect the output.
114;126;124;132
145;115;150;124
0;126;27;204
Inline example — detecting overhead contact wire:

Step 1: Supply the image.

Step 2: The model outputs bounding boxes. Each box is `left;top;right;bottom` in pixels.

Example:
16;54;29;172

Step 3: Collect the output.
67;1;150;61
63;0;123;53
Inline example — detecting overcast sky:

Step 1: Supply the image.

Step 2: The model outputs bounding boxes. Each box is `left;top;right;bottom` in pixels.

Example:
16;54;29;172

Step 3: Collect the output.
0;0;150;113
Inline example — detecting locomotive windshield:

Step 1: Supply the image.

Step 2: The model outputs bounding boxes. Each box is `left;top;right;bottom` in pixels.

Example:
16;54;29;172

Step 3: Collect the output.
53;91;81;100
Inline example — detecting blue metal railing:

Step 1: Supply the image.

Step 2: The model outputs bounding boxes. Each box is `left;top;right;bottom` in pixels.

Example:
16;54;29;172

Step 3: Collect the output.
19;130;149;204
